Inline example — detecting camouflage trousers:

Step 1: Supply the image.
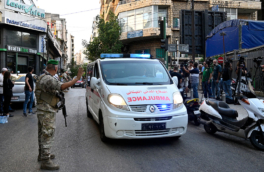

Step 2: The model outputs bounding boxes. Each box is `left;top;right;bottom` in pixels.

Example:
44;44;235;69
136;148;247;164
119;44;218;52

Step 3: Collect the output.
37;110;56;160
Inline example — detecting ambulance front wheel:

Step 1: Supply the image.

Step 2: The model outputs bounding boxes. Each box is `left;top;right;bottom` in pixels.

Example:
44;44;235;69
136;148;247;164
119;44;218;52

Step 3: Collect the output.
99;113;109;143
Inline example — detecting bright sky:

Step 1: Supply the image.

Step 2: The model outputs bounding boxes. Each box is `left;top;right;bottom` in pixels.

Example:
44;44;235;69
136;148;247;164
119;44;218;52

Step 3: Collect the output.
35;0;100;53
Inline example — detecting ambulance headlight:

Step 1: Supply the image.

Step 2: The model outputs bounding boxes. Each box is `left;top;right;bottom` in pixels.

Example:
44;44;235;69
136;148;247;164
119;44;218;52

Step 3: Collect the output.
173;92;183;109
108;94;130;111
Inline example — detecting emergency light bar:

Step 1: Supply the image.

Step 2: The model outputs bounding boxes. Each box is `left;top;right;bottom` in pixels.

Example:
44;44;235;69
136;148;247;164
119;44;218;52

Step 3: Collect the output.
130;54;151;58
100;53;151;59
100;54;123;58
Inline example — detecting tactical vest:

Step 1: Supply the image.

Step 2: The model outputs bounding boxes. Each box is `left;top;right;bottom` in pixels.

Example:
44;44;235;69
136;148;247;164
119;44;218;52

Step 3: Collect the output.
35;74;60;108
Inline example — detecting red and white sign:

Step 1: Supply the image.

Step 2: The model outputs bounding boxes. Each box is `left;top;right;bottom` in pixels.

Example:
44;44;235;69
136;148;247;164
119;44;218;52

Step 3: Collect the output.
218;57;224;64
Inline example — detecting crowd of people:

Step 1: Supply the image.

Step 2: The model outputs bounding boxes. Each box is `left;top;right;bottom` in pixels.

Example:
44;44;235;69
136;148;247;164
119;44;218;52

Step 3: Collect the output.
0;66;73;120
170;59;241;102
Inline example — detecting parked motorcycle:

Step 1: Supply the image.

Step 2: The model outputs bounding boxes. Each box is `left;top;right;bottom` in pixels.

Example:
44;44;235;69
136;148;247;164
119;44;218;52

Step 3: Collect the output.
180;87;201;126
199;96;264;150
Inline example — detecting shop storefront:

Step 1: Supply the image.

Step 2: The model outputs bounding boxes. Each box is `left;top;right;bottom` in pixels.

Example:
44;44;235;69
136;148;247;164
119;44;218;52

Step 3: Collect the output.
6;45;38;73
0;4;62;75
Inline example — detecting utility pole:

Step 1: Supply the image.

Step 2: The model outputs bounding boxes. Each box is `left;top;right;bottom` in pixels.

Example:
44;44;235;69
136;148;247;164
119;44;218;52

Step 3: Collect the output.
191;0;196;62
164;17;168;69
46;24;49;61
160;17;168;68
220;31;226;62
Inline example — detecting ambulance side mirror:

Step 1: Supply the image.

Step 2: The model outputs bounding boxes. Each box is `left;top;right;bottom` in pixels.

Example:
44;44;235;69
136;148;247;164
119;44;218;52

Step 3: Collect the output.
91;77;100;89
172;76;178;87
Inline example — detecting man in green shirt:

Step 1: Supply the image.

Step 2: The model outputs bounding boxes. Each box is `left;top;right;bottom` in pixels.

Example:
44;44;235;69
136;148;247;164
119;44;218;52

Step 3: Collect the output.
202;62;213;98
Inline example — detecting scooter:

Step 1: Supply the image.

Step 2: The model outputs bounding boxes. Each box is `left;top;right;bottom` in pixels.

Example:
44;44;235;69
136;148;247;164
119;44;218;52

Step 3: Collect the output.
199;94;264;150
179;87;201;126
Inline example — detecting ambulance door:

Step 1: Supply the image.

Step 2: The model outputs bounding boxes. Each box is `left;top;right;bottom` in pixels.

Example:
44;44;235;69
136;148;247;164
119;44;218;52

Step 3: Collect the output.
91;62;100;118
86;65;94;114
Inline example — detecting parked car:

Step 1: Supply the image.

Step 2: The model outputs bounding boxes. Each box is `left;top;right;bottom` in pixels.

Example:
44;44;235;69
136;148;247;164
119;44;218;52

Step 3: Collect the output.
11;74;37;107
73;77;84;88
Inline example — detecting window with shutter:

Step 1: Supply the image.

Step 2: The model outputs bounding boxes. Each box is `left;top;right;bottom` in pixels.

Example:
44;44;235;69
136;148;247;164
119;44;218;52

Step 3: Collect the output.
156;48;165;59
173;18;179;28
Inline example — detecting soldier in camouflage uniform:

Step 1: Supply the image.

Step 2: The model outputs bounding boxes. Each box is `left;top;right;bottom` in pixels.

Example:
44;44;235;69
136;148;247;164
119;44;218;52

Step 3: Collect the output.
67;71;72;81
61;69;68;83
35;59;83;170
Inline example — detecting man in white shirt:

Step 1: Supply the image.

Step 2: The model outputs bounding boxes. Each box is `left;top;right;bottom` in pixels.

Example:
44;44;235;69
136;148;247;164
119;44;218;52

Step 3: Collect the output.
0;68;8;114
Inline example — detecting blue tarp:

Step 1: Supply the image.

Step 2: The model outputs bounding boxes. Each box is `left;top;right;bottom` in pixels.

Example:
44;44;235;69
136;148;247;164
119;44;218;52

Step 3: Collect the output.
206;20;264;57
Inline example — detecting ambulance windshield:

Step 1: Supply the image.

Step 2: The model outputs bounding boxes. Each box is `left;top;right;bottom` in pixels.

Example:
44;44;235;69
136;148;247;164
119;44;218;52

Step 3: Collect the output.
100;60;172;85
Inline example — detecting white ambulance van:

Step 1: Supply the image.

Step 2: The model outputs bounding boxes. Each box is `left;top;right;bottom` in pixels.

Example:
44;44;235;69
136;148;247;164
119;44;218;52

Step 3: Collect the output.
85;54;187;142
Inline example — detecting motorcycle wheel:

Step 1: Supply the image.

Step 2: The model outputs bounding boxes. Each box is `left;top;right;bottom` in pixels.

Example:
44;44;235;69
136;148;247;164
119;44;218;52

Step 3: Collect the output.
193;117;200;126
204;123;217;135
250;131;264;151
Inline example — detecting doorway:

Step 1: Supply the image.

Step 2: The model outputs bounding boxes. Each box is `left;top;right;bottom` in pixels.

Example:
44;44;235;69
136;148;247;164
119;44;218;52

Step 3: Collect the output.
17;56;28;73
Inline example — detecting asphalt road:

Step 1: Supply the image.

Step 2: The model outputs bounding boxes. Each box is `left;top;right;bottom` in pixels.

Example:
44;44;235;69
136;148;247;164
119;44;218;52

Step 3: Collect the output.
0;88;264;172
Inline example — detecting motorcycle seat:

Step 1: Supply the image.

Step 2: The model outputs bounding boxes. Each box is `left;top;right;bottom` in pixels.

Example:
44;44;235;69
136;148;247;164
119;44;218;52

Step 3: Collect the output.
207;101;238;118
222;116;248;128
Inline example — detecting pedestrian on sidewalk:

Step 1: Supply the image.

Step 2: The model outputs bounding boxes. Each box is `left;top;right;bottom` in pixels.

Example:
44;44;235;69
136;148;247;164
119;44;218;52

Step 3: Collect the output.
3;71;14;117
183;62;200;98
222;61;233;100
212;60;222;100
23;66;35;117
199;63;204;89
170;65;182;88
36;59;84;170
202;62;213;99
0;68;8;114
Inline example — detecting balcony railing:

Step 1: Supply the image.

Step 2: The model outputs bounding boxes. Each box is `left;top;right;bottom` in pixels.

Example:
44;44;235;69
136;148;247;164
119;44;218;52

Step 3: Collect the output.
119;0;140;5
119;0;171;5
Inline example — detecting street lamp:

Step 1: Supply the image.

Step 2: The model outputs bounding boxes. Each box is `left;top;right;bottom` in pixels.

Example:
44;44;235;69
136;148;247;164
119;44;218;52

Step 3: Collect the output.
220;31;226;62
175;38;179;65
44;37;49;62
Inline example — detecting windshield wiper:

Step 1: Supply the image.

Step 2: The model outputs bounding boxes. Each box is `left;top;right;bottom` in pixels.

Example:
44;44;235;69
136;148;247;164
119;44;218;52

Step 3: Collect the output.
135;82;154;85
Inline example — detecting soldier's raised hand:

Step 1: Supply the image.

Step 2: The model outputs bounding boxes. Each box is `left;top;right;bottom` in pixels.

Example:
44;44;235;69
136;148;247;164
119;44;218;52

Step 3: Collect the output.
77;68;84;80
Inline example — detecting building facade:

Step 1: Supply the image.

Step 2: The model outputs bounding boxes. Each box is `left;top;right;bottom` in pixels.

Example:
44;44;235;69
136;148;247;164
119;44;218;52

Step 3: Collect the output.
90;17;99;43
0;0;67;74
45;13;68;70
75;52;81;65
210;0;261;21
0;0;51;74
100;0;261;63
67;34;74;66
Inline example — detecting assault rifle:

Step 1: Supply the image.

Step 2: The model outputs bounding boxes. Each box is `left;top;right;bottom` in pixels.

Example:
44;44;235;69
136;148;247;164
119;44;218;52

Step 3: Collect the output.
56;92;67;127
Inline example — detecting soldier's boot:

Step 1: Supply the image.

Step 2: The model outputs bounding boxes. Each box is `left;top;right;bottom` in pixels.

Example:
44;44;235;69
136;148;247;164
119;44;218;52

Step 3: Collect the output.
38;149;55;161
38;154;55;161
40;159;59;170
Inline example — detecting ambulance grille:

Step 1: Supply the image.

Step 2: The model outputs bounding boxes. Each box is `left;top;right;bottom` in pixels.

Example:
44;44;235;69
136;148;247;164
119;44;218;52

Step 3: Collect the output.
130;105;147;112
134;116;172;121
156;104;172;112
135;129;170;136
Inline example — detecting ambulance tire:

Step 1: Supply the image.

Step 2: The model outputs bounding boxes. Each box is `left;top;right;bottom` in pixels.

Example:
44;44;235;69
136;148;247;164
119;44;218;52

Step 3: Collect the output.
86;99;93;119
174;136;181;140
99;113;109;143
168;136;181;141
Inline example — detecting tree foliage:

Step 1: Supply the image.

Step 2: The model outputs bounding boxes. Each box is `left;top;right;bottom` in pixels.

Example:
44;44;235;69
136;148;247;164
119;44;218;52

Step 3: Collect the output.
82;11;122;61
69;63;87;78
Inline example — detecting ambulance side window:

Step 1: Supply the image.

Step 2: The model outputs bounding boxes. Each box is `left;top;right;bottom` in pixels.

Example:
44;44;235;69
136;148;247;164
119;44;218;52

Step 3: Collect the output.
94;63;100;79
88;66;93;86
